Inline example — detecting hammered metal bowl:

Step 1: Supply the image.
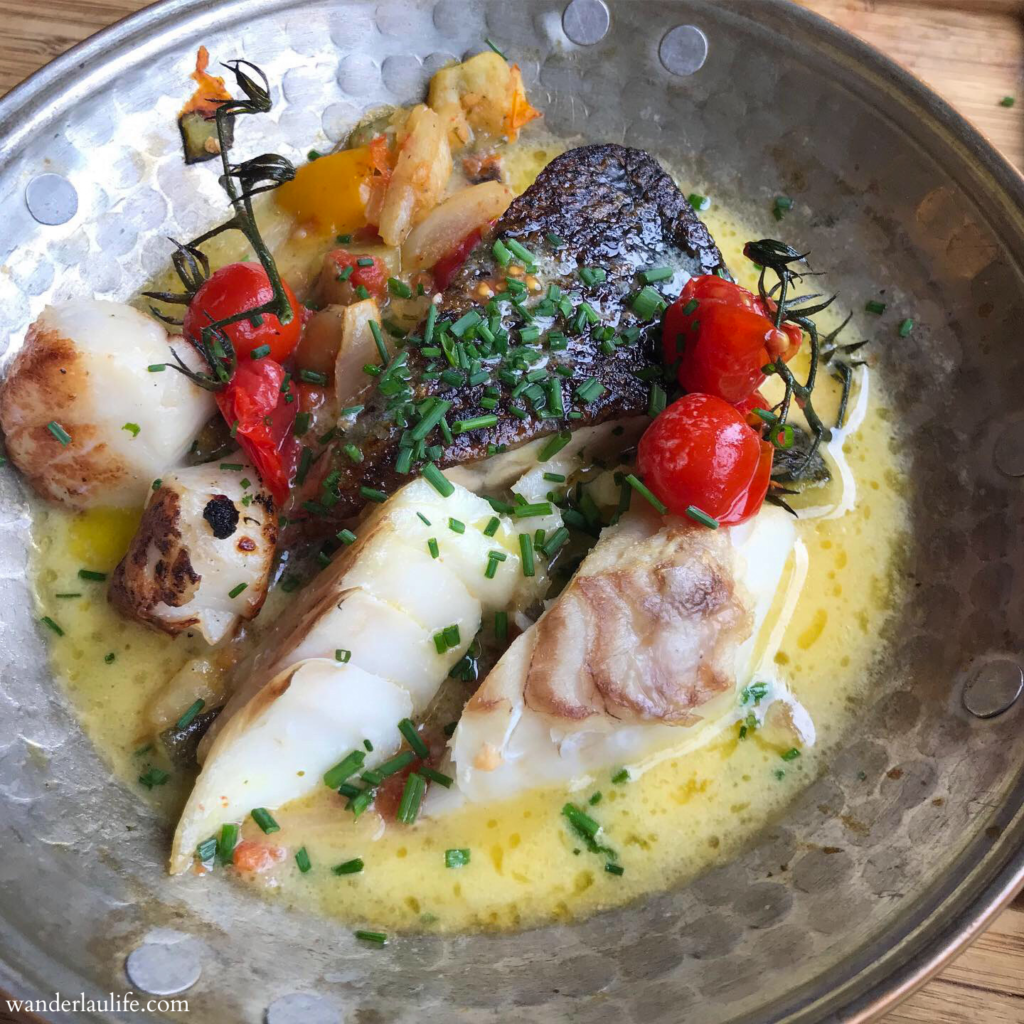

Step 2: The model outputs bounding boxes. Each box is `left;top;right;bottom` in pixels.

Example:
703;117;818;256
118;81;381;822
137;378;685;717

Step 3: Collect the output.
1;2;1023;1021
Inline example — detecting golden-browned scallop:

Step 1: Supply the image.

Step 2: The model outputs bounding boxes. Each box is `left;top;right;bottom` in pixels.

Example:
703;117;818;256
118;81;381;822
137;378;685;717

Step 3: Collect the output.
110;459;276;645
0;300;215;509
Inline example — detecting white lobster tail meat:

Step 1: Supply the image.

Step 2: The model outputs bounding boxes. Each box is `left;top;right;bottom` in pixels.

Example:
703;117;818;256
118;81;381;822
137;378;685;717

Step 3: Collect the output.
173;475;552;871
445;504;798;806
0;300;215;509
170;659;412;873
110;459;276;645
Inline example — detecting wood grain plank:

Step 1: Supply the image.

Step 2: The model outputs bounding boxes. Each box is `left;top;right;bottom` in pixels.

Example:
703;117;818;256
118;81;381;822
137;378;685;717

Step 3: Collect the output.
0;3;1020;1024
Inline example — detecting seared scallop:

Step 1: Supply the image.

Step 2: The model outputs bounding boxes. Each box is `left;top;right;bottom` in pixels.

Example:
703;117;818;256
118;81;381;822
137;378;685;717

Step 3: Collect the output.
110;459;275;645
0;300;215;509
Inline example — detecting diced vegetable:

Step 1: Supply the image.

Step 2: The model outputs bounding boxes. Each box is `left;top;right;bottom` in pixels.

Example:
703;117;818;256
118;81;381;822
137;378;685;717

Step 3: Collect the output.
275;146;376;234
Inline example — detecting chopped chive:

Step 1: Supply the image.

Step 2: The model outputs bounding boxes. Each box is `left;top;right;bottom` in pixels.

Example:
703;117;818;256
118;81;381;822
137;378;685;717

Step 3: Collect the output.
865;299;886;315
781;747;802;762
333;858;364;875
388;277;413;298
589;792;602;805
46;421;71;446
55;592;81;599
335;648;352;663
363;739;373;752
399;718;430;759
411;398;452;441
687;192;710;211
443;623;461;648
538;430;571;462
423;302;438;347
217;823;239;865
138;767;170;790
1000;96;1015;108
104;652;116;664
773;195;794;220
483;516;500;537
359;486;387;503
452;414;499;434
427;537;440;558
543;472;566;483
396;772;426;824
541;526;569;558
640;266;673;284
196;837;217;863
682;298;699;316
40;616;64;636
445;848;471;868
377;751;416;778
519;533;535;577
685;505;719;529
504;237;536;266
251;807;280;834
494;610;508;642
228;582;248;599
420;766;453;788
605;862;625;876
295;847;311;873
421;462;454;497
337;528;357;545
898;318;914;337
451;310;482;337
121;422;140;438
485;35;507;58
611;768;630;784
623;474;667;515
578;266;607;287
77;568;107;582
448;517;465;534
337;265;354;282
152;478;162;490
324;750;366;789
513;501;552;518
648;383;667;417
770;423;795;450
176;698;205;730
575;377;606;405
354;930;388;945
249;344;271;360
300;368;329;386
562;803;600;839
631;286;666;321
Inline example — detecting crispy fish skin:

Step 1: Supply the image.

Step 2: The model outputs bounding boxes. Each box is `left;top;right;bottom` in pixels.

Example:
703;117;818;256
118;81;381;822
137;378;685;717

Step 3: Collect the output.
305;144;726;524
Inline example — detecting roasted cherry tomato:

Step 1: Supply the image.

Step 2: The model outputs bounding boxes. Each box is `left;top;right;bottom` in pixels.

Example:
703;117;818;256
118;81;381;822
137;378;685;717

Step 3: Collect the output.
637;392;773;525
325;249;389;302
184;262;301;363
215;358;298;505
663;276;801;405
733;389;771;433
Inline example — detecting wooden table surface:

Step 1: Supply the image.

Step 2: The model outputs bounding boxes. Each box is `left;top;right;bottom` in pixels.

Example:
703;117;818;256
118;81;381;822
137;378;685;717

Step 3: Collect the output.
0;1;1022;1022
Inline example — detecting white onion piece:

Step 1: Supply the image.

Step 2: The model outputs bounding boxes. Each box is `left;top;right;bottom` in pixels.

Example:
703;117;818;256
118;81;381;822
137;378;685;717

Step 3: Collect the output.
402;181;514;272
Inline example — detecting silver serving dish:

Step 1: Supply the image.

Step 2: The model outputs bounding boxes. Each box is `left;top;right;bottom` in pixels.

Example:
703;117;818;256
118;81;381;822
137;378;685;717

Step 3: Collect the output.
1;1;1022;1021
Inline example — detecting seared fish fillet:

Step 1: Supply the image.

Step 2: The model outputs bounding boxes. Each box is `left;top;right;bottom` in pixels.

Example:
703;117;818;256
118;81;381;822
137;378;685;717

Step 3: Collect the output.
446;505;797;805
194;474;551;759
305;144;725;524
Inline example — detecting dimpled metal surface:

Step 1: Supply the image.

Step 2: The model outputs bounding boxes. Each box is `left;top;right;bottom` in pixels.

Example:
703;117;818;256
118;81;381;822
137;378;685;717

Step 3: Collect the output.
0;1;1023;1022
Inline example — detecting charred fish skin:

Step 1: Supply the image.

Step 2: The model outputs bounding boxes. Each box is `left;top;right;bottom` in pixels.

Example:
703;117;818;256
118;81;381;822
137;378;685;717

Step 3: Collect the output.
311;145;726;524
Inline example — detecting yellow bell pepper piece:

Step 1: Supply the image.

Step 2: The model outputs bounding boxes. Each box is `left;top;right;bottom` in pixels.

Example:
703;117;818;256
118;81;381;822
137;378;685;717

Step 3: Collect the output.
275;147;374;234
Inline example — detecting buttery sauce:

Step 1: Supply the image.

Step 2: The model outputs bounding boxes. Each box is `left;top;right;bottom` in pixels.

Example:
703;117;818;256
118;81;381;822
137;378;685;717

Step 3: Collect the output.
29;139;907;933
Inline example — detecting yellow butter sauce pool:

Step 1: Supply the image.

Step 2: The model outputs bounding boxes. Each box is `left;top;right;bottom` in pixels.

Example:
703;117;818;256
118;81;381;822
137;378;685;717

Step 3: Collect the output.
29;140;908;932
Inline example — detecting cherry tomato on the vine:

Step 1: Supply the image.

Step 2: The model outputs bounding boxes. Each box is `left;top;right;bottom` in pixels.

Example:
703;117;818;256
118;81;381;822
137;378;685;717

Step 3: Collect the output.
184;262;301;364
637;393;773;526
662;276;802;406
215;358;299;506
